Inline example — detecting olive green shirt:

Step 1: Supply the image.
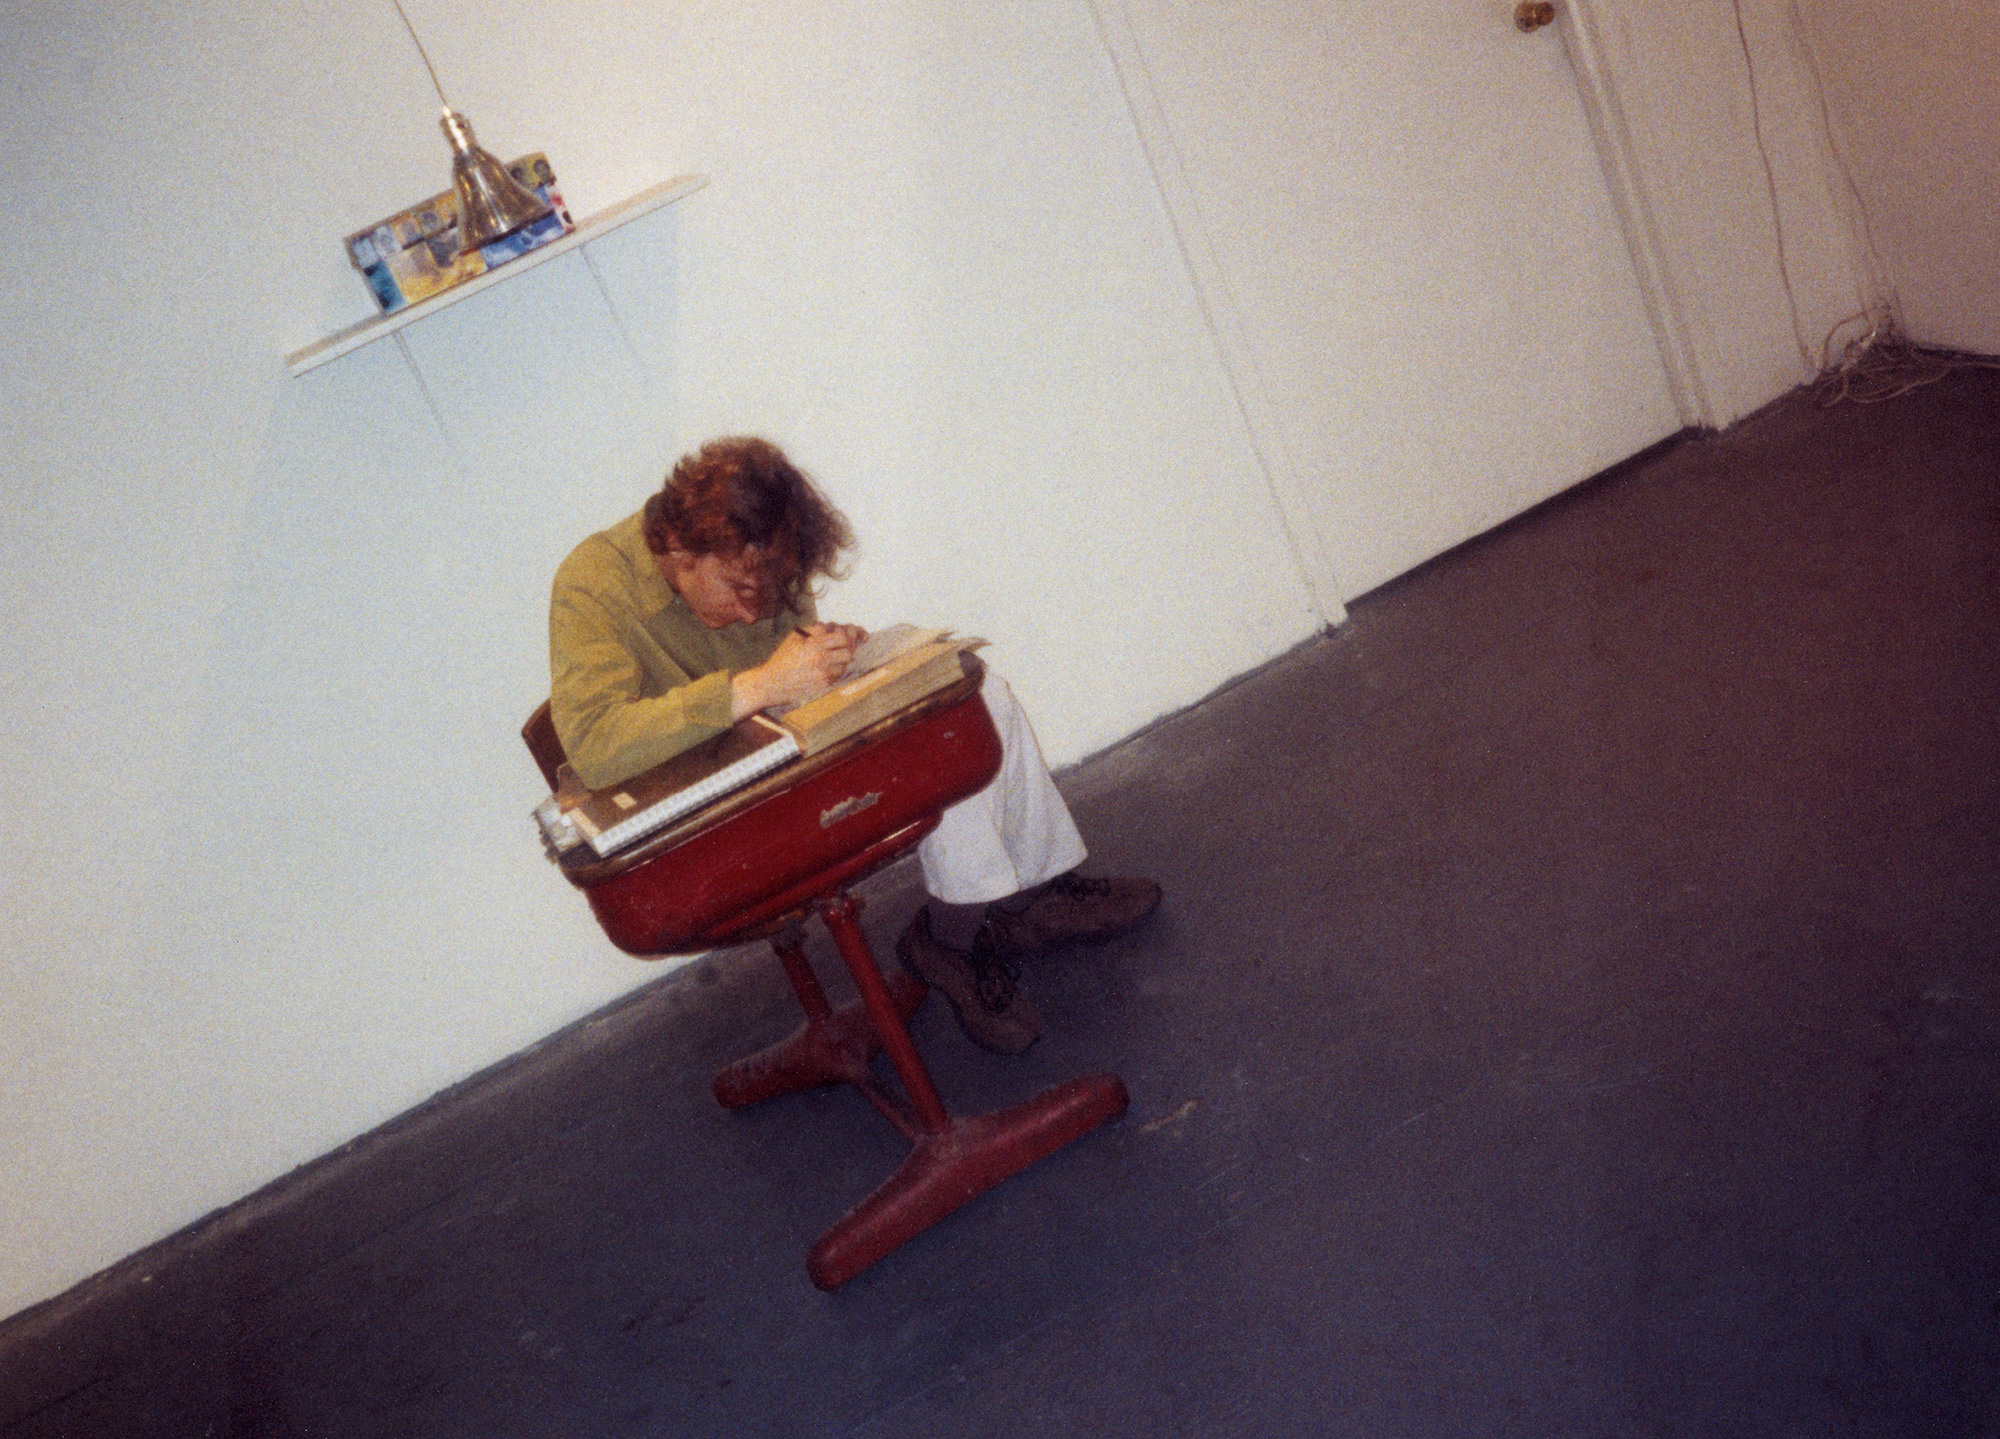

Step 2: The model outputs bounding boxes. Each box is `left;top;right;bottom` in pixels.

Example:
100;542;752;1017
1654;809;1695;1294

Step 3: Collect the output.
548;511;812;789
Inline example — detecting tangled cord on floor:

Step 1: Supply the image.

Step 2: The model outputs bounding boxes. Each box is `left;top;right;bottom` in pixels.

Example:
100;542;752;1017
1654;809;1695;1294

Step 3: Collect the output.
1815;321;2000;407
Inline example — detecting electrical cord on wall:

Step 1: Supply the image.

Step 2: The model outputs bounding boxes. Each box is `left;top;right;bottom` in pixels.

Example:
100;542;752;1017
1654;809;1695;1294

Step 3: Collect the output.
1747;2;1996;406
1776;0;1949;406
1785;0;1899;333
1731;0;1816;374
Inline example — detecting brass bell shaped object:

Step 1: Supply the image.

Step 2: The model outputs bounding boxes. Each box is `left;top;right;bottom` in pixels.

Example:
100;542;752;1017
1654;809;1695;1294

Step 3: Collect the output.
439;107;551;252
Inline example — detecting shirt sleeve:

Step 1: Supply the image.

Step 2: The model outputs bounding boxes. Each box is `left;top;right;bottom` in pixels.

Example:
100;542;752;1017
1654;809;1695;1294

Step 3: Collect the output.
547;572;738;790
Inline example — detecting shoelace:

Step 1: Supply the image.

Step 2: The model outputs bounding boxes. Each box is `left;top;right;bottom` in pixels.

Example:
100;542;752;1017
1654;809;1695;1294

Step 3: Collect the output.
1046;872;1117;900
969;931;1020;1011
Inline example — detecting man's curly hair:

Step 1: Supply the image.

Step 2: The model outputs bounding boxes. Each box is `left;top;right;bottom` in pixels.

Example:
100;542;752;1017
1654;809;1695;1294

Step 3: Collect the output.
642;437;854;614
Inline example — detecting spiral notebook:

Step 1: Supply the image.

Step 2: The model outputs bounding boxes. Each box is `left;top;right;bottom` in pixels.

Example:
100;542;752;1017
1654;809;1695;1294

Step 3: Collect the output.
547;713;802;858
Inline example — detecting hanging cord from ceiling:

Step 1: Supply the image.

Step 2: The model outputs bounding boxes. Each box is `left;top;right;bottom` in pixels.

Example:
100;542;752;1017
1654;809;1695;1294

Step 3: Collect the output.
390;0;453;109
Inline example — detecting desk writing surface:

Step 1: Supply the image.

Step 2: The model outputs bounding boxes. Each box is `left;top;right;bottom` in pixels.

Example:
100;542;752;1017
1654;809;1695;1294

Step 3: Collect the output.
557;654;985;890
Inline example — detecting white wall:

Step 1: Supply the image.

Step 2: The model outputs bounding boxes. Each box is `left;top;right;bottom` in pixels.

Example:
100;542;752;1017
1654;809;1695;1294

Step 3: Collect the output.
0;0;1318;1320
1796;0;2000;352
1566;0;1884;427
1569;0;2000;410
1107;0;1692;602
5;0;1989;1322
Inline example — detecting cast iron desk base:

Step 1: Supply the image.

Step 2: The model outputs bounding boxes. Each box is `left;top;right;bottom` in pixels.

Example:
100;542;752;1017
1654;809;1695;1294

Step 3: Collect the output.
530;662;1127;1289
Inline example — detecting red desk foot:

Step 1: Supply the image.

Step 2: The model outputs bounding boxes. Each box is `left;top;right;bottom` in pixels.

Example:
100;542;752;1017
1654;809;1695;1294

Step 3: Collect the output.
807;1072;1131;1291
713;968;928;1109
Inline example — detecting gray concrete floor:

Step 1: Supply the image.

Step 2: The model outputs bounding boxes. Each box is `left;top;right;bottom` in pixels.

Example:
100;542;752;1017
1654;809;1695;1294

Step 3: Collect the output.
5;370;1998;1436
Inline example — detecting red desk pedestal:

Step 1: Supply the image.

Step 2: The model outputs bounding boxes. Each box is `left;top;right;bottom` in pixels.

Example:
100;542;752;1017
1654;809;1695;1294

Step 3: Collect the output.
536;661;1128;1289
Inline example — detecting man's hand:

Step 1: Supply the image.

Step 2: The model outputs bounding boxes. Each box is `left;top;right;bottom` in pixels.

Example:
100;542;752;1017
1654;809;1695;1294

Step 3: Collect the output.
731;622;869;717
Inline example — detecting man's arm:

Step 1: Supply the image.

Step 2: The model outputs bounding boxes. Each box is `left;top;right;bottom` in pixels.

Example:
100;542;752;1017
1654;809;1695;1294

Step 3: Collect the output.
548;583;742;790
731;623;867;718
550;583;865;790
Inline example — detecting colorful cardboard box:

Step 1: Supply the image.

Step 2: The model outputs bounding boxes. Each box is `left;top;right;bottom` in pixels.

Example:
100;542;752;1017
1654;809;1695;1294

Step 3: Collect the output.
344;153;578;314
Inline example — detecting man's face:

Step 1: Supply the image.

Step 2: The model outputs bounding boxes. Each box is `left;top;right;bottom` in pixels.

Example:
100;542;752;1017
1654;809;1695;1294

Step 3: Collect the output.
661;543;778;628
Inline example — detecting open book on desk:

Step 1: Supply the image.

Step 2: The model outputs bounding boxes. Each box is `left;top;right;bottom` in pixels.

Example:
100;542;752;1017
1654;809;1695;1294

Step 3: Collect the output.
773;625;985;756
534;626;985;859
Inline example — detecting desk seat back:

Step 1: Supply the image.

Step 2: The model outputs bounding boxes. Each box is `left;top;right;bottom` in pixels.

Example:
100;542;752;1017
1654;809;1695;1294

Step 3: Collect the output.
522;701;566;791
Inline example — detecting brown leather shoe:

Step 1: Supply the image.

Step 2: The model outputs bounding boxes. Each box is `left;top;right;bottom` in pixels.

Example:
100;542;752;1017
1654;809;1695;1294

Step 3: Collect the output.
896;911;1041;1055
982;872;1163;957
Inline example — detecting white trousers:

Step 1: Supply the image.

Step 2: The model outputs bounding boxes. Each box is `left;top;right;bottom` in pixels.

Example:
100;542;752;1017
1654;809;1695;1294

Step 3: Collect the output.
916;670;1087;904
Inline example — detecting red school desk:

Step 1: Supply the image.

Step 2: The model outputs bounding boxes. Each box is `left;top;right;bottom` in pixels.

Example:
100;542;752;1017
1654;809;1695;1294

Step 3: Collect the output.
525;656;1129;1290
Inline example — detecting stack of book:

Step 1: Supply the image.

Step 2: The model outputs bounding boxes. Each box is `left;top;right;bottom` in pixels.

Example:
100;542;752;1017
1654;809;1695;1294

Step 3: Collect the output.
344;152;576;314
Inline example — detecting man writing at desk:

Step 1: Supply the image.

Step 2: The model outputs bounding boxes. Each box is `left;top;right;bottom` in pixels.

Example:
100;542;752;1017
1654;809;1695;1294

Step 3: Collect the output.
549;436;1159;1054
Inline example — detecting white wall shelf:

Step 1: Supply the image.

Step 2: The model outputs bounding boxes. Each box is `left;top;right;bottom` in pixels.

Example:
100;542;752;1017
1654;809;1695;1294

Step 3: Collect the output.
286;174;708;376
